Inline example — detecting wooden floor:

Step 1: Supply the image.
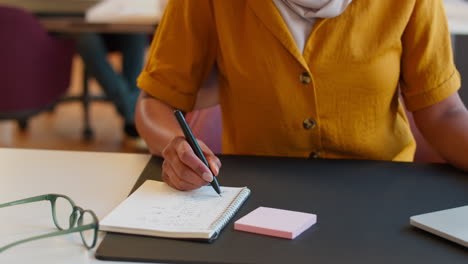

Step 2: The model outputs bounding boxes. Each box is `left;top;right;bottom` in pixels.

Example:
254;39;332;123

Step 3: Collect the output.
0;56;148;154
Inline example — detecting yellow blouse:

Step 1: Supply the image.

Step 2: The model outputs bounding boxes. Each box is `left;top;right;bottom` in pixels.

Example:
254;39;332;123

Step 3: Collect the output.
138;0;460;161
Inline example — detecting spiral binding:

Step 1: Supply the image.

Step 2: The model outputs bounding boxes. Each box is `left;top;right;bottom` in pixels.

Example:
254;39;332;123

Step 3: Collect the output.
209;187;251;235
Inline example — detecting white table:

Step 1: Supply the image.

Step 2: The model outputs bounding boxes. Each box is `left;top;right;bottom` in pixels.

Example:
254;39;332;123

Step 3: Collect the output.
0;148;151;264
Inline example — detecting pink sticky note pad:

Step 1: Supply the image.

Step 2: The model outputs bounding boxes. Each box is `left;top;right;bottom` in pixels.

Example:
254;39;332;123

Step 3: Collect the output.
234;207;317;239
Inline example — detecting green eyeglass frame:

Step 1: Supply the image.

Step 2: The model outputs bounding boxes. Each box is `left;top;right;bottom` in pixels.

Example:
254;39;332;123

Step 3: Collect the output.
0;194;99;253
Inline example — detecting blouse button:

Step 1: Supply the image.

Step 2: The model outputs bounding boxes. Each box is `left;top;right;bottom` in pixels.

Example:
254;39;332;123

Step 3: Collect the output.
303;119;316;130
300;72;312;84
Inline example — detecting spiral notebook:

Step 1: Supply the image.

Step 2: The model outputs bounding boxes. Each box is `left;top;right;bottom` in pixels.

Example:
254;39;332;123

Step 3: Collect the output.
99;180;250;241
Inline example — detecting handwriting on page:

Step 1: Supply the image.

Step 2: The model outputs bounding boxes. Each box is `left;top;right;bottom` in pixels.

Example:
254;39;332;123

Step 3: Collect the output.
132;185;240;231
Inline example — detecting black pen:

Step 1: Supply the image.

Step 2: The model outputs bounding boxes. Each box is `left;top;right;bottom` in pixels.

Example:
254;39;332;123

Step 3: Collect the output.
174;110;222;196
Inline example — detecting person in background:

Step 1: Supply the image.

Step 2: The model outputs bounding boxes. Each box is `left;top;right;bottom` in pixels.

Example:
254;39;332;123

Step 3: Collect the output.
135;0;468;191
77;33;147;138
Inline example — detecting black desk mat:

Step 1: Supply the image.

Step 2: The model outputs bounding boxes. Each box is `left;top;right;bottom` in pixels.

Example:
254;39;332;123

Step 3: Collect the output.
96;155;468;264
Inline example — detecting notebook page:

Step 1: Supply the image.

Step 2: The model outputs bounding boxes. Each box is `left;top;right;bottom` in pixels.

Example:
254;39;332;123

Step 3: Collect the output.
100;180;247;236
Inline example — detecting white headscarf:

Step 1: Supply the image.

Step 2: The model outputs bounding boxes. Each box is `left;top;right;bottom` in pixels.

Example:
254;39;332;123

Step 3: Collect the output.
273;0;352;53
281;0;353;20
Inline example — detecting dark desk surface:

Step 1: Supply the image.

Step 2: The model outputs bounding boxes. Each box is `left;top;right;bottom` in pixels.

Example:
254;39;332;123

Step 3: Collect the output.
96;155;468;264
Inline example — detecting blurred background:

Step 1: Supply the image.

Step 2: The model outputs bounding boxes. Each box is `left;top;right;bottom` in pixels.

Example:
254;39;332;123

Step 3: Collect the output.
0;0;167;153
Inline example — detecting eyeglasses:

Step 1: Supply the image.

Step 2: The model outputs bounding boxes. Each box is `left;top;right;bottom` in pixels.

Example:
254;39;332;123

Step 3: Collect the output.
0;194;99;253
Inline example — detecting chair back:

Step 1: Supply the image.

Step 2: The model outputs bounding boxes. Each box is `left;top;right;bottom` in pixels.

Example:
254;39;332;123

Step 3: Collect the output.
0;6;74;116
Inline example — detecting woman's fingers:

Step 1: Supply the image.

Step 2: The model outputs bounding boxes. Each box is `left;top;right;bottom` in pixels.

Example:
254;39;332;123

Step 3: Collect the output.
198;140;222;176
162;136;220;191
175;139;213;182
163;160;200;190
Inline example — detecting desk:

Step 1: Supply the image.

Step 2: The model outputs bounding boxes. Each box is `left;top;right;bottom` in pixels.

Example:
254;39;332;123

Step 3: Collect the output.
97;155;468;264
1;150;467;263
0;148;150;264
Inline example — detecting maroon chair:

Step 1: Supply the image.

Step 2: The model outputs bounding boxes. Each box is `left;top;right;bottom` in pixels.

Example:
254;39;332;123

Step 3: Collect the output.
0;6;74;129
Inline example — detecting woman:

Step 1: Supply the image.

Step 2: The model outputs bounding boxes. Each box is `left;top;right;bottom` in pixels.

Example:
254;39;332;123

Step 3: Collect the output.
135;0;468;191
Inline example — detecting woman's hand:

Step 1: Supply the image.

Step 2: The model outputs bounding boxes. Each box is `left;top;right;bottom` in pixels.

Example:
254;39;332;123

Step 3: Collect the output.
161;136;222;191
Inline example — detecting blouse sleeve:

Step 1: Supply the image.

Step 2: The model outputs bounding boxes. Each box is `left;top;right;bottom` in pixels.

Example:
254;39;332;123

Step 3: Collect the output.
137;0;217;112
400;0;461;112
